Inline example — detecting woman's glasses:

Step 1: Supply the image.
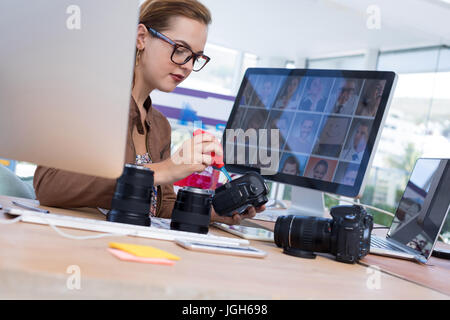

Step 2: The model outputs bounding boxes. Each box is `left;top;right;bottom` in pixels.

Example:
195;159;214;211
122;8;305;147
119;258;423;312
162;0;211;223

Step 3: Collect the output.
146;27;210;72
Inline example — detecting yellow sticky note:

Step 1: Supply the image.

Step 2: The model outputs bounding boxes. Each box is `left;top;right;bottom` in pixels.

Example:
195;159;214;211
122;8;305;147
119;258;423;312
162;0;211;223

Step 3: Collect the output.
109;242;181;261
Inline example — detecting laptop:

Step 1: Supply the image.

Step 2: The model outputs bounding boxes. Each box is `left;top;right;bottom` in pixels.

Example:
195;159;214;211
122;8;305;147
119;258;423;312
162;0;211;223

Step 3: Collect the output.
370;158;450;264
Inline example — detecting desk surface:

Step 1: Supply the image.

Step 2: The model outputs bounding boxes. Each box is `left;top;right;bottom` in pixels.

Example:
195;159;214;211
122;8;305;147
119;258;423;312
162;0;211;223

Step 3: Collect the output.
0;195;448;300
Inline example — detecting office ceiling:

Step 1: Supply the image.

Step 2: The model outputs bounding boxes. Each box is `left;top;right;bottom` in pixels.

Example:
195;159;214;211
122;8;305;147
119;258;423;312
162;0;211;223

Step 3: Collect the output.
200;0;450;60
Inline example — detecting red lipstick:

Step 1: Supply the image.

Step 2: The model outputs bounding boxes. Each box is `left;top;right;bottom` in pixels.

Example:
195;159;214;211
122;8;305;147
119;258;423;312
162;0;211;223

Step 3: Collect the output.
170;73;184;82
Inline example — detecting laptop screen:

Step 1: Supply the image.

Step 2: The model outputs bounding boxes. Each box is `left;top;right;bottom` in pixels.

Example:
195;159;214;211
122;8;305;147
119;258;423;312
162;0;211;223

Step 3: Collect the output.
388;158;450;259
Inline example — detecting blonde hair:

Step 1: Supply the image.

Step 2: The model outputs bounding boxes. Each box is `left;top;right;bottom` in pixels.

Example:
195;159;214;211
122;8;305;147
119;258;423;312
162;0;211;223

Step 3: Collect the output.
139;0;211;31
133;0;211;85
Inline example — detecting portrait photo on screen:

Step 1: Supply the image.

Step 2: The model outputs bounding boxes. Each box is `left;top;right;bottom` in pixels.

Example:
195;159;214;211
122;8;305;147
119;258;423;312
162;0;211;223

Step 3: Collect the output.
240;108;270;132
355;79;386;117
340;119;373;163
312;116;351;158
304;157;338;182
246;75;284;109
333;161;360;186
273;76;304;110
284;112;322;154
279;153;309;176
266;110;295;151
324;78;363;115
298;77;334;112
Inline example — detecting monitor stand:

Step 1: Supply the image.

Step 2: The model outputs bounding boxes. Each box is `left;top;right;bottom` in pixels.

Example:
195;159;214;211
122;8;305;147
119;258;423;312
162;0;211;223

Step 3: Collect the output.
285;186;326;217
267;182;288;209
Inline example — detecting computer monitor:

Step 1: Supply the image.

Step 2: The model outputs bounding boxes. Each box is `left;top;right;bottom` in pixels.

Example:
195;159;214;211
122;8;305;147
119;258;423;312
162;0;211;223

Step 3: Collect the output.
223;68;397;216
0;0;139;179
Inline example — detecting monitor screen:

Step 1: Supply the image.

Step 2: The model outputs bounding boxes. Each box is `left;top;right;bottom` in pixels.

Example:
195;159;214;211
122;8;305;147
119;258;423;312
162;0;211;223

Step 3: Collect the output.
388;158;450;259
223;68;397;197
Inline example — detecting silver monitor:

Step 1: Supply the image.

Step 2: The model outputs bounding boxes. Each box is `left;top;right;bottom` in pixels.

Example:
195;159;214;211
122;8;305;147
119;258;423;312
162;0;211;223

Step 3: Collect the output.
0;0;139;178
224;68;397;216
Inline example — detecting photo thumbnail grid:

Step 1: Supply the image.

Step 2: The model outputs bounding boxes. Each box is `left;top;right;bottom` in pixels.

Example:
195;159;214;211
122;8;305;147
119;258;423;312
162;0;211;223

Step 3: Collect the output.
227;74;386;185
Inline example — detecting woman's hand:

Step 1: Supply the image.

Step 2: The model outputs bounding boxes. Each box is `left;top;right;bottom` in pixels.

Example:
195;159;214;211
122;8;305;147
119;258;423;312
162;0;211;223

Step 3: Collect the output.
148;133;223;185
210;204;266;225
172;133;222;169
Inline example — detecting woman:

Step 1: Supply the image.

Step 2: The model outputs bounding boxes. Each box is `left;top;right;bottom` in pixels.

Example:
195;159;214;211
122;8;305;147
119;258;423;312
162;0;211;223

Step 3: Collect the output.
274;77;300;110
299;78;327;112
34;0;265;225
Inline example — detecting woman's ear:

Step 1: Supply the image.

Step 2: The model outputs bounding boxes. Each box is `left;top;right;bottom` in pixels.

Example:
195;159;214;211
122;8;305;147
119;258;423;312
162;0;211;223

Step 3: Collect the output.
136;24;148;51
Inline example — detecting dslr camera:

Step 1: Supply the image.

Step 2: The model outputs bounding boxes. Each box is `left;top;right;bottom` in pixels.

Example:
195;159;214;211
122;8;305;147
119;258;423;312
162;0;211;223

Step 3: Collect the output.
274;205;373;264
212;171;269;216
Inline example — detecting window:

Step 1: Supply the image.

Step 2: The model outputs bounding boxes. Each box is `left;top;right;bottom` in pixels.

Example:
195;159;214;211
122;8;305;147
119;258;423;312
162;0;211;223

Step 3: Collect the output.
240;53;259;80
285;60;296;69
377;48;441;73
307;54;366;70
232;52;259;96
363;46;450;242
180;43;240;96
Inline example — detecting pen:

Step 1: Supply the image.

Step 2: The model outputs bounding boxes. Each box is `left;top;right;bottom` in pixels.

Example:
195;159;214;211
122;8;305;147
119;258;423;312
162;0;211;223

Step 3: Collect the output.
12;201;49;213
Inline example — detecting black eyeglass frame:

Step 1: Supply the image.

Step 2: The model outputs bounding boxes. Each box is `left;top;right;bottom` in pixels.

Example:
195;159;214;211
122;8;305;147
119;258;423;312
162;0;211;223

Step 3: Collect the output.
145;26;210;72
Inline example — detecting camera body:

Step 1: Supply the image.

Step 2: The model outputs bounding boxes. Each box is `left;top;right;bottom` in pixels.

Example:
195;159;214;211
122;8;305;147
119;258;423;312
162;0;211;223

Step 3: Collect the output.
212;171;269;216
274;205;373;264
329;205;373;263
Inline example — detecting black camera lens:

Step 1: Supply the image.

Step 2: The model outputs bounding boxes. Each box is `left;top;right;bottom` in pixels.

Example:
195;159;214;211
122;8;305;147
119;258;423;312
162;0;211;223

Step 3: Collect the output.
170;187;213;234
274;215;332;258
275;206;373;263
107;164;154;227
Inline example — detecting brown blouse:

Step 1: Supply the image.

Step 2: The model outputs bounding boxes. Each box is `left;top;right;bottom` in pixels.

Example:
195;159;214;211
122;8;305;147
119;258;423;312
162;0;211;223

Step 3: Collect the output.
33;96;177;218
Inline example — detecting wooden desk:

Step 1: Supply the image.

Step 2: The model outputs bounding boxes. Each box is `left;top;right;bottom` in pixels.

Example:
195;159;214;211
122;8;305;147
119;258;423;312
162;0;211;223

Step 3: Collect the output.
0;195;448;300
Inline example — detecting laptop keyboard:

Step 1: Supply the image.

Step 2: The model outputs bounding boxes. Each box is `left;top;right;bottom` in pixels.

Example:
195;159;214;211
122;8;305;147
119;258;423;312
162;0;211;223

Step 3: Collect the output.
371;236;404;252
